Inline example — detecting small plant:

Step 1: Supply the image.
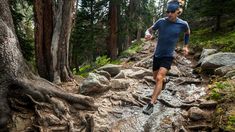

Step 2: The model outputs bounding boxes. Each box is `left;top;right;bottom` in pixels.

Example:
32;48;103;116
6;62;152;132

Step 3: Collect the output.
225;115;235;131
95;55;110;67
209;81;234;101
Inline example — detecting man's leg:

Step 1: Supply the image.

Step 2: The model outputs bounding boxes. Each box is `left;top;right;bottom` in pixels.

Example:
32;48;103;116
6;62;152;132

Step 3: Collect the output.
150;67;168;104
143;67;168;115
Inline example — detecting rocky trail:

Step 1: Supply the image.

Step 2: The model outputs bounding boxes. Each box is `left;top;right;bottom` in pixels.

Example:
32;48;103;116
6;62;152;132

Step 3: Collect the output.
9;40;220;132
77;40;217;132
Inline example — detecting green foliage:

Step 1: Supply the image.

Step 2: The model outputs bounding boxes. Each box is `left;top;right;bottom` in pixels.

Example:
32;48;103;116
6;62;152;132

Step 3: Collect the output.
209;80;235;101
120;40;143;58
10;0;34;62
74;55;116;77
226;115;235;131
190;24;235;52
95;55;110;67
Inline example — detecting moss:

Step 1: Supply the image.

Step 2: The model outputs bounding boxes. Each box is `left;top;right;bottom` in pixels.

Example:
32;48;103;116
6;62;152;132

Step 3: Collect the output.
210;80;235;131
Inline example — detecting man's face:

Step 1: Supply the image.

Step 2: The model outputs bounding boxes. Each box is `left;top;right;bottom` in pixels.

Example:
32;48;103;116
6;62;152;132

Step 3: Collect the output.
166;10;179;21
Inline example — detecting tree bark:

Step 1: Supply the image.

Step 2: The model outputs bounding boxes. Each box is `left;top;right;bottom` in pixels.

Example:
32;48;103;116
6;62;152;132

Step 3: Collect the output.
107;0;118;59
34;0;74;83
0;0;96;130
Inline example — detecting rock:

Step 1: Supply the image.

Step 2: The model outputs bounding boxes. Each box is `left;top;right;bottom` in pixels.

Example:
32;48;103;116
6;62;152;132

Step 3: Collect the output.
200;49;217;59
95;70;111;80
198;49;217;65
80;73;110;95
225;70;235;78
201;52;235;70
110;79;130;90
188;107;206;121
144;76;155;83
199;100;217;109
128;69;152;79
215;65;235;76
98;64;122;77
114;71;126;79
168;65;182;77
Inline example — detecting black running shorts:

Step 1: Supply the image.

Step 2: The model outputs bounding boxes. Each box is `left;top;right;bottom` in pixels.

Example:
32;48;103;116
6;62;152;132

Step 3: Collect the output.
152;56;174;71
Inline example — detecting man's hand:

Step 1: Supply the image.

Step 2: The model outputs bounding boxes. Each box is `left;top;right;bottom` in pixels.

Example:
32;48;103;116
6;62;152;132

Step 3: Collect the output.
145;34;153;41
183;45;189;56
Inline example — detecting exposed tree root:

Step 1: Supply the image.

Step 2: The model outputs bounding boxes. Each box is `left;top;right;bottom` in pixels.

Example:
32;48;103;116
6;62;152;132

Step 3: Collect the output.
2;74;98;131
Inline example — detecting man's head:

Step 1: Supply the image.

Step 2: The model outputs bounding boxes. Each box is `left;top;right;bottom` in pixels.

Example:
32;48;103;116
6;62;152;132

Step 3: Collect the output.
166;0;182;21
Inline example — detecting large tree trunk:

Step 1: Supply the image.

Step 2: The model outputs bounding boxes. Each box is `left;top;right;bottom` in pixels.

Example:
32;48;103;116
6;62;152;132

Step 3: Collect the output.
107;0;118;59
34;0;74;83
0;0;96;131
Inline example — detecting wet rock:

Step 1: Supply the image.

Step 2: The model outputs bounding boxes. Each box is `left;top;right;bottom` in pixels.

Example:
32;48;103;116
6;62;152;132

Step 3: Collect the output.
168;65;182;77
128;69;152;79
188;107;207;121
214;65;235;76
95;70;111;80
114;71;126;79
110;79;130;90
201;52;235;70
98;64;122;77
80;73;110;95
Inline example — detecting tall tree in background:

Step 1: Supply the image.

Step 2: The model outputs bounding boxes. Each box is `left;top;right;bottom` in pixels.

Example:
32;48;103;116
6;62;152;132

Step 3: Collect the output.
70;0;109;69
34;0;75;83
107;0;119;59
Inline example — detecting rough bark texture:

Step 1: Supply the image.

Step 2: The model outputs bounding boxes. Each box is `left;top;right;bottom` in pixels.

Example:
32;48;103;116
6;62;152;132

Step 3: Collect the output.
108;0;118;60
34;0;74;83
0;0;96;131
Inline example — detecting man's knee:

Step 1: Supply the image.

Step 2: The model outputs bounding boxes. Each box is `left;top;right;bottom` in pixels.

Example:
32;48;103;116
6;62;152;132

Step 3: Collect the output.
156;74;164;82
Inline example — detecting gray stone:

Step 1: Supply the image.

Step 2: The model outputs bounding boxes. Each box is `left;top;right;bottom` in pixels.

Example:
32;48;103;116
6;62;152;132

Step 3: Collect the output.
215;65;235;76
98;64;122;77
114;71;126;79
188;107;206;121
200;49;217;59
201;52;235;70
168;65;182;77
225;70;235;78
199;100;217;109
80;73;110;95
110;79;130;90
95;70;111;80
198;49;217;64
128;69;152;79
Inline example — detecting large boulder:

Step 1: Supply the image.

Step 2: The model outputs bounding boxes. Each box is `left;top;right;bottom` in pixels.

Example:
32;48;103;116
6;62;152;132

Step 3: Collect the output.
80;73;110;95
197;49;217;65
201;52;235;70
98;64;122;77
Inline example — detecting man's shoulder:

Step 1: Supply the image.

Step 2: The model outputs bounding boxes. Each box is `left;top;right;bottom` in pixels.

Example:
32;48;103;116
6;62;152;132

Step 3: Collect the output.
176;18;188;25
157;17;167;22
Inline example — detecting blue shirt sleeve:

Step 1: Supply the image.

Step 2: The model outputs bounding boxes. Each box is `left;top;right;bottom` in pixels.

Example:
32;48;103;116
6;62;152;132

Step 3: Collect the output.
152;19;162;30
184;21;190;32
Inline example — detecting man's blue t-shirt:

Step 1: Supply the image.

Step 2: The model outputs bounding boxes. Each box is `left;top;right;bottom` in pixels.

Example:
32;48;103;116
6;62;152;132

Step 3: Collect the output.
152;17;189;57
